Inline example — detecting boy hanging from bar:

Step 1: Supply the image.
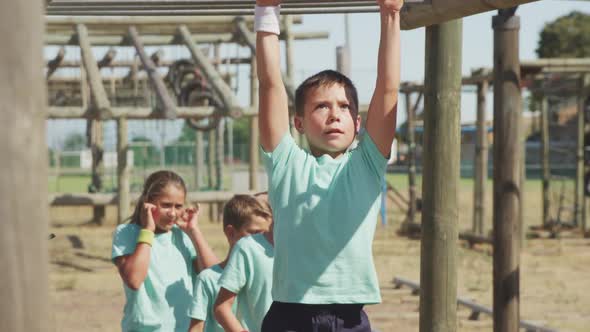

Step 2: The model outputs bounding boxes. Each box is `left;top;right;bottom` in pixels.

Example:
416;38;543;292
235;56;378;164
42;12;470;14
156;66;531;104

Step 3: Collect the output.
254;0;402;331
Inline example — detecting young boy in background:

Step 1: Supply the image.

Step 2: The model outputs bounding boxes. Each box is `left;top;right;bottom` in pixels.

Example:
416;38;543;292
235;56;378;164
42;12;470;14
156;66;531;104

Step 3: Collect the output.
213;194;275;332
188;195;271;332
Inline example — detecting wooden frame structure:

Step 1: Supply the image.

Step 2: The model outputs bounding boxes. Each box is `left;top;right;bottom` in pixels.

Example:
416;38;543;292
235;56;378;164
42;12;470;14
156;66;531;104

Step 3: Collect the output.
45;15;329;225
0;0;548;330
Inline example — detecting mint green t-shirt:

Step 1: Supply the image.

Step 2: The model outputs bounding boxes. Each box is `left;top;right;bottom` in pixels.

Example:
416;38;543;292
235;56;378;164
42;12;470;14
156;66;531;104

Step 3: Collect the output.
188;264;240;332
262;132;388;304
111;224;197;332
218;233;274;332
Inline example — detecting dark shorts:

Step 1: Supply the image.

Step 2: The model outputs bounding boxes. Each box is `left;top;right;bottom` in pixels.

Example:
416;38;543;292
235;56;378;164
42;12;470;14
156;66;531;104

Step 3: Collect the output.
261;301;372;332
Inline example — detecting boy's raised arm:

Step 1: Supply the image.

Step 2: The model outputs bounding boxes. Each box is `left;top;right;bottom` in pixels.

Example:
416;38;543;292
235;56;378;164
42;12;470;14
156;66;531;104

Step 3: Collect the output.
365;0;403;157
256;0;290;152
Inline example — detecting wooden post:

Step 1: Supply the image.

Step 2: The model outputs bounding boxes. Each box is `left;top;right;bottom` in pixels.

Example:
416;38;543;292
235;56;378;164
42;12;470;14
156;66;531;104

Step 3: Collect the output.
492;8;521;332
336;46;351;77
284;15;300;145
97;48;117;68
249;57;260;191
46;46;65;79
583;74;590;234
575;74;589;229
194;131;204;190
473;79;489;235
88;118;105;225
419;18;462;332
216;118;225;190
208;128;216;190
0;0;50;329
117;118;130;224
405;92;417;227
540;95;550;227
128;26;176;119
76;24;111;118
178;25;240;116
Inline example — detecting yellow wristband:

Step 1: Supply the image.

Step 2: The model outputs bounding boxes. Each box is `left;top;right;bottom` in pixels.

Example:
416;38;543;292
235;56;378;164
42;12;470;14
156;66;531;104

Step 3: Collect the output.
137;229;155;246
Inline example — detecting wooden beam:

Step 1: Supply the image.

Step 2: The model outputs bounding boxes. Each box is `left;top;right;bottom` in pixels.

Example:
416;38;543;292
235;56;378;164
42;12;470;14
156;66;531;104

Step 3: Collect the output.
492;9;522;332
128;26;176;119
399;0;538;30
46;15;303;35
46;46;65;79
393;277;558;332
77;23;111;118
540;94;550;227
575;74;590;230
234;17;296;102
179;25;241;116
1;0;50;329
97;47;116;68
47;106;257;119
406;92;418;227
473;79;489;235
249;57;259;191
46;57;252;68
44;31;327;46
117;118;130;224
420;18;462;332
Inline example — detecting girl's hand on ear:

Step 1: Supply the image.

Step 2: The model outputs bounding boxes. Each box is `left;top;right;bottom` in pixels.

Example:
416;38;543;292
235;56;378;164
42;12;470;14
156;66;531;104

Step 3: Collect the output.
177;204;200;234
140;203;157;232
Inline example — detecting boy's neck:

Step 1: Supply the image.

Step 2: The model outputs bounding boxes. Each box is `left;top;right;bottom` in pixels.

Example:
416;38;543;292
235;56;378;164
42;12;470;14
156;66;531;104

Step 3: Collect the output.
309;145;347;159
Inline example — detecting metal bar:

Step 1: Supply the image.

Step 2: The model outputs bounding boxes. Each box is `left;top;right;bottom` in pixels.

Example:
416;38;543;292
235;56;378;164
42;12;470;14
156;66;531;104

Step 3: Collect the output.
49;1;379;9
46;7;381;15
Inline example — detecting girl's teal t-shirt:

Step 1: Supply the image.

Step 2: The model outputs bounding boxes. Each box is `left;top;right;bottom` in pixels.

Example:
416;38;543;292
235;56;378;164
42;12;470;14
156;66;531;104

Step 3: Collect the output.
111;224;197;332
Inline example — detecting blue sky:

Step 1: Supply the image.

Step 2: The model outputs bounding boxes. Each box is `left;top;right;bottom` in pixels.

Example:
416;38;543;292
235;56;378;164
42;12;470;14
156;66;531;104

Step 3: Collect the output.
46;0;590;149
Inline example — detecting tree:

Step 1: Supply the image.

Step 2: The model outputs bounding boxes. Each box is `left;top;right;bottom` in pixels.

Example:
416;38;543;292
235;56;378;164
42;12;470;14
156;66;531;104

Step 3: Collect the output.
537;11;590;58
62;132;87;151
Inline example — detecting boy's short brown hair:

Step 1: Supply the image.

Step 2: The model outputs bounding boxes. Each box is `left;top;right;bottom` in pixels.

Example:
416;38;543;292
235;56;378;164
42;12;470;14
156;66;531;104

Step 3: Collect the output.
223;194;272;230
294;70;359;118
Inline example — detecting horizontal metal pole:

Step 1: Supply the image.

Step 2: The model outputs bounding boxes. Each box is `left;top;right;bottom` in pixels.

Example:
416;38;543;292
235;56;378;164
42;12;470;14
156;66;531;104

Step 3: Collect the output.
49;1;379;9
49;0;428;6
46;7;381;15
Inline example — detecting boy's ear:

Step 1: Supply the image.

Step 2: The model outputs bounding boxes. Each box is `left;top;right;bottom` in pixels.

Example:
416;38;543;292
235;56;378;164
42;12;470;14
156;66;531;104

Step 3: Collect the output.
294;115;305;134
224;225;236;241
355;115;362;134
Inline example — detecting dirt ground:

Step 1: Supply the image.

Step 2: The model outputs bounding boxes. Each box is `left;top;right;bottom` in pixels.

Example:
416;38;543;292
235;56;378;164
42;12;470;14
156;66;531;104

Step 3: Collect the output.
49;185;590;332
